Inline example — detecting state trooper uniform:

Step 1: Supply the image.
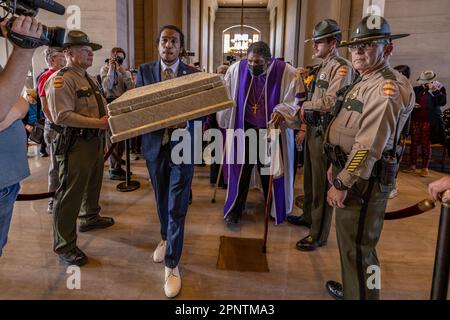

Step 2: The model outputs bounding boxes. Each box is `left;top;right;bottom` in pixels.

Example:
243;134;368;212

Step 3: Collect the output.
295;19;355;251
45;30;114;266
323;16;415;299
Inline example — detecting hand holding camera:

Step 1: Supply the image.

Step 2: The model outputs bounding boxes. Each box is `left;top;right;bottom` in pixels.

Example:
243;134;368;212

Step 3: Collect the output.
109;56;126;75
0;15;42;50
0;0;66;49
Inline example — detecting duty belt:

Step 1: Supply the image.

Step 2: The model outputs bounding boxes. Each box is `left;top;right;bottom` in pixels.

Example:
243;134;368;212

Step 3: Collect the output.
324;142;398;187
68;127;103;139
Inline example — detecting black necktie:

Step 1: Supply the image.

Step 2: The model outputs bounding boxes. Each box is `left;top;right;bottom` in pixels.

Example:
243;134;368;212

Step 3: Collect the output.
85;73;106;118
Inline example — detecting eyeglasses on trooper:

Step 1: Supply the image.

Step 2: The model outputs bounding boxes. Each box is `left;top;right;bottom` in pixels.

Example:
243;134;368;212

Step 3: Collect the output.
347;39;389;52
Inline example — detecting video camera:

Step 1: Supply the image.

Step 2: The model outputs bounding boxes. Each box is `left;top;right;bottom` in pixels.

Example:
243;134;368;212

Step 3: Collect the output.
0;0;66;49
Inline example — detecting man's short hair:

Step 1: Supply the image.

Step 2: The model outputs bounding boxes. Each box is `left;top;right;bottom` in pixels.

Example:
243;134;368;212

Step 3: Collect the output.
325;33;342;44
156;25;185;48
43;47;63;64
111;47;126;59
394;65;411;79
247;41;272;61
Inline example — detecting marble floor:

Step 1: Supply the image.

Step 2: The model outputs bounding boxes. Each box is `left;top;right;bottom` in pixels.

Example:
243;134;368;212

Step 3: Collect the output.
0;145;447;300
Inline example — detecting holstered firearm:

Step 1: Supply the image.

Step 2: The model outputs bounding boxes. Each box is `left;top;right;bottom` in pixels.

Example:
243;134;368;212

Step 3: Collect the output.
376;152;398;187
54;127;78;156
324;142;348;170
376;121;404;188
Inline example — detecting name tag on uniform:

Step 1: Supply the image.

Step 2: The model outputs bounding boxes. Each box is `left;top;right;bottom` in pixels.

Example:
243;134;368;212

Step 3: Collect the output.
76;87;94;98
316;79;329;89
343;99;364;113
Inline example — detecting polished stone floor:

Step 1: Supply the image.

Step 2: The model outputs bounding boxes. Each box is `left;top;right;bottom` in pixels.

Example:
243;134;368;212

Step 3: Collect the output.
0;145;447;300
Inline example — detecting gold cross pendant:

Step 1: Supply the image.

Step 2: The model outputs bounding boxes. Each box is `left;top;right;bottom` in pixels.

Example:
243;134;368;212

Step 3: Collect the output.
252;104;258;114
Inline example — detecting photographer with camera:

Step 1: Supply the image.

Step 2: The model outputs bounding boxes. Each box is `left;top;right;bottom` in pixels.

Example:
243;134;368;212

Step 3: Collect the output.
100;47;134;180
0;15;45;257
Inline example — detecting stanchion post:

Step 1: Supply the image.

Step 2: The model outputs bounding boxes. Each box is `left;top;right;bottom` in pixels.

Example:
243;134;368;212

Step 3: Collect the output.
117;139;140;192
431;195;450;300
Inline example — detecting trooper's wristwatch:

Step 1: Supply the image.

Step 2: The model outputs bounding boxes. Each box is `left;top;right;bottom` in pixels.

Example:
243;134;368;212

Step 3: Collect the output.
333;178;349;191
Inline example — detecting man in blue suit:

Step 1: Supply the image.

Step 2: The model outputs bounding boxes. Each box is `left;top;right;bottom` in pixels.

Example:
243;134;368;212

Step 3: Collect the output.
136;25;198;298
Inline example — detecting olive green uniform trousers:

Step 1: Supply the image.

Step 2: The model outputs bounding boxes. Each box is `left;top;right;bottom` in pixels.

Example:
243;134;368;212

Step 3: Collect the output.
53;135;104;254
333;165;390;300
303;126;333;242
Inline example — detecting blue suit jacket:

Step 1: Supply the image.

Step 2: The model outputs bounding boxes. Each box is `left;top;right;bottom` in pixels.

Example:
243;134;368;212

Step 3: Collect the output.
136;60;199;162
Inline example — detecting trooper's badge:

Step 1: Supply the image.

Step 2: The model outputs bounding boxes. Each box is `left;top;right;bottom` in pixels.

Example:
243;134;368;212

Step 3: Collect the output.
53;76;64;89
319;73;326;80
349;87;360;100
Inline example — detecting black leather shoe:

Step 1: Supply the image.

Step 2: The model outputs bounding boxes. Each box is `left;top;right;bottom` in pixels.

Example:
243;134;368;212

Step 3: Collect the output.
296;235;327;251
109;169;132;181
109;170;125;181
58;247;88;266
326;280;343;300
79;217;115;233
287;215;311;228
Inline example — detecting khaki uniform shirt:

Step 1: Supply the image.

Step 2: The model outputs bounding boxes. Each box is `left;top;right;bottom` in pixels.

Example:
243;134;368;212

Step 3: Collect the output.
327;63;415;187
303;52;354;112
45;62;107;129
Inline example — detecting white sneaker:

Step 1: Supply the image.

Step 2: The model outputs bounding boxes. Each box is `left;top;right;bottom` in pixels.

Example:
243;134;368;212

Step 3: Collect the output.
164;266;181;298
153;240;166;263
130;153;140;161
388;188;398;199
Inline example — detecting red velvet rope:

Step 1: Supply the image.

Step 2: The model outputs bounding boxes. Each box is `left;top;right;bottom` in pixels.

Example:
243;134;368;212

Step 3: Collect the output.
16;143;117;201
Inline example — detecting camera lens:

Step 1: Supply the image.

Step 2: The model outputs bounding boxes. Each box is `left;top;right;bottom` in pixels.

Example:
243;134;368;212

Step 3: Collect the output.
116;56;124;65
42;26;66;47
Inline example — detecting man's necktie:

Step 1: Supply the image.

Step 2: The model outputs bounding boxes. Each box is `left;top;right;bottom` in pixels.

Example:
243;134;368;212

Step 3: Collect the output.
85;73;106;117
162;68;176;145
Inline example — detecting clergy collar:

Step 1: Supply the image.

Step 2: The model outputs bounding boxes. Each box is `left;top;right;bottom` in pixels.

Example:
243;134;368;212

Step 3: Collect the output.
160;58;180;75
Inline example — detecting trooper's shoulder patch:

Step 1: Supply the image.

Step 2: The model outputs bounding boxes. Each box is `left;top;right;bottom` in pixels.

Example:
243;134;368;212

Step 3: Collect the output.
380;80;399;99
338;66;348;77
53;76;64;89
347;150;368;173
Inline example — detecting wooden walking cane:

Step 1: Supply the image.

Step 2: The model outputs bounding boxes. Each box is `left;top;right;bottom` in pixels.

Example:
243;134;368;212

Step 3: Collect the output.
262;124;279;253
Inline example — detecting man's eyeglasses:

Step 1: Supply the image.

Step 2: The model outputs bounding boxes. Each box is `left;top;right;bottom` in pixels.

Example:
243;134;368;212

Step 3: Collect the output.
347;40;388;52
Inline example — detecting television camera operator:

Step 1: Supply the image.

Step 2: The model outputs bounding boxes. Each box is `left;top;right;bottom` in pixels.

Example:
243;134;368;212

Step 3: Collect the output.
0;0;67;257
0;16;48;257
